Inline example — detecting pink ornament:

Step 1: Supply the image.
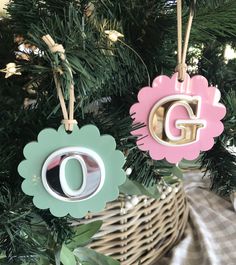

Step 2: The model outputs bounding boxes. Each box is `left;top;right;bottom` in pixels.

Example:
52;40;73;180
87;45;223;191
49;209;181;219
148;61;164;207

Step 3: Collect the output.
130;73;226;164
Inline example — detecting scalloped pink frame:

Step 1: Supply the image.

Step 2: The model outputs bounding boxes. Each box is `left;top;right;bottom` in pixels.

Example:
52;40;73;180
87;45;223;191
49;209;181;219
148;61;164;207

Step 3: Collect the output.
130;73;226;164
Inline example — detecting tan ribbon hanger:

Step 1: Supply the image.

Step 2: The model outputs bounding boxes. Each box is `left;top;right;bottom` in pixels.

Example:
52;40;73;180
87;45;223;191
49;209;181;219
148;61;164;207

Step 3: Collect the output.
42;35;77;131
176;0;195;82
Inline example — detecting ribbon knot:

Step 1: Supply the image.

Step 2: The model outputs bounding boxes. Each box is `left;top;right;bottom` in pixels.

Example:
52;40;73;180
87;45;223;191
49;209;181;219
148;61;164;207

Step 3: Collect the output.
42;35;65;54
175;63;187;82
49;44;65;54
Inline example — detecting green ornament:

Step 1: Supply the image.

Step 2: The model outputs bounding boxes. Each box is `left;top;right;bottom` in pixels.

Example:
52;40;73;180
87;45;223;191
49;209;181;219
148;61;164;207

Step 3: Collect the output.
18;125;126;218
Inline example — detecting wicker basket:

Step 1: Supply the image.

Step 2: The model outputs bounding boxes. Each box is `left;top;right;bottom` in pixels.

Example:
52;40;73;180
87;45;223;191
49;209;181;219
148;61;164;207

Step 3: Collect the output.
82;183;189;265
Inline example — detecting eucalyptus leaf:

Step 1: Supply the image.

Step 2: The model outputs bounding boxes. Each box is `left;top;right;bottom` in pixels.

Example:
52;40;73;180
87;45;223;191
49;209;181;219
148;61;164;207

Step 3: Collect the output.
171;166;183;178
179;159;201;169
0;252;6;259
119;178;160;199
55;248;61;265
163;174;181;185
38;256;50;265
60;244;77;265
66;220;103;250
74;247;120;265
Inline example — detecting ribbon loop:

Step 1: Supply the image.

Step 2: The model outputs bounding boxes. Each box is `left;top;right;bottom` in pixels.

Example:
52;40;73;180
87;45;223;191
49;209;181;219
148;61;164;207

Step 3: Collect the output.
176;0;195;82
42;34;76;131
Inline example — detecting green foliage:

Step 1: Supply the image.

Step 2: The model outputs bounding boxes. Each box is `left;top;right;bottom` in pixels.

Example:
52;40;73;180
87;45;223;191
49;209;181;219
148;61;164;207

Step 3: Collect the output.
66;221;103;249
0;184;73;264
120;170;182;199
74;247;120;265
197;38;236;196
58;220;118;265
0;0;236;263
200;89;236;196
201;140;236;196
60;245;77;265
0;216;117;265
192;2;236;43
120;178;162;199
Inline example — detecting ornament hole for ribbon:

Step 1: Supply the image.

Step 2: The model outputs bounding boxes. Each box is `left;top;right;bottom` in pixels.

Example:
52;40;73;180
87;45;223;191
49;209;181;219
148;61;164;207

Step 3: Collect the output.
177;78;184;83
42;147;105;202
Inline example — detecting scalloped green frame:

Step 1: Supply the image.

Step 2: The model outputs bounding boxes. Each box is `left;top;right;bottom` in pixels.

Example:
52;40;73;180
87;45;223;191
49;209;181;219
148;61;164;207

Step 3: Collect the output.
18;125;126;218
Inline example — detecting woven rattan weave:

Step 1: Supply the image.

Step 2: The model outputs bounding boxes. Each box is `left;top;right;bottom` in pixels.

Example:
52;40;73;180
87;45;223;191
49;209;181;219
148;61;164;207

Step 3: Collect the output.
82;183;188;265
